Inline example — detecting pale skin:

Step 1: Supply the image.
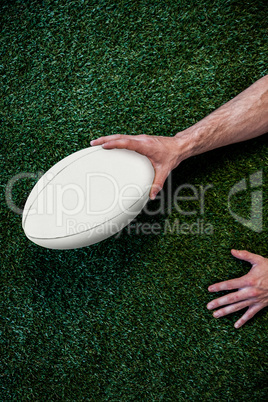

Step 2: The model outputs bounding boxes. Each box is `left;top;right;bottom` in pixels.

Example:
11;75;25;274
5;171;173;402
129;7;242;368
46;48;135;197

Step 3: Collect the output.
91;75;268;328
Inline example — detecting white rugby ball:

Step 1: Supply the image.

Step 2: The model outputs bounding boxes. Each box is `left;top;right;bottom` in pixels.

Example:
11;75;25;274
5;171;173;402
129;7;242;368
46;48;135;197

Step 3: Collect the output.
22;145;154;249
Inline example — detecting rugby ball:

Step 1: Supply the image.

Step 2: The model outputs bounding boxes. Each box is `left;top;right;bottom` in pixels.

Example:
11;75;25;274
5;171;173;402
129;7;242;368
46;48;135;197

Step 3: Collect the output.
22;146;154;249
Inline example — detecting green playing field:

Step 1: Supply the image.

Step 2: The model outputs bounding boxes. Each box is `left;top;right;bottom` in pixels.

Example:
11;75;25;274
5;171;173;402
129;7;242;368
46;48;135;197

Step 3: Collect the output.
1;0;267;400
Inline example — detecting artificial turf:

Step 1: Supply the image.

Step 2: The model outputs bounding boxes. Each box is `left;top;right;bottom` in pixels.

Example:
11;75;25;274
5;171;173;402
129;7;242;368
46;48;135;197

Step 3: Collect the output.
1;0;268;400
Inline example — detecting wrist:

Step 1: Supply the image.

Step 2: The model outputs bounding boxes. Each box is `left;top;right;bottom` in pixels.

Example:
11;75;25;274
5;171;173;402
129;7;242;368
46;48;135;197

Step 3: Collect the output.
174;126;203;161
175;115;219;160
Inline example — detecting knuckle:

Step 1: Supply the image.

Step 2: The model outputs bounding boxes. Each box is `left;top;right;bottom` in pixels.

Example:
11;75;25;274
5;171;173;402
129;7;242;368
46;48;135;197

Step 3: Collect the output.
152;183;162;191
139;134;151;143
248;310;256;319
254;255;263;264
233;294;240;302
219;307;226;315
241;250;250;258
246;277;256;287
113;134;123;140
224;283;233;291
120;138;132;148
250;288;260;298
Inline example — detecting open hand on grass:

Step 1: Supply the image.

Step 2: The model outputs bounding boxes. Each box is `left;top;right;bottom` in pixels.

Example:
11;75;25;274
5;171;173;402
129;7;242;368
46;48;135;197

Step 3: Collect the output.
207;249;268;328
90;134;186;200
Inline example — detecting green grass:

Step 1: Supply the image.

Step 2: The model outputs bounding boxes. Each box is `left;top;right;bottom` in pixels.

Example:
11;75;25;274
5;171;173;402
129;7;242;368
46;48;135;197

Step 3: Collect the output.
1;0;268;400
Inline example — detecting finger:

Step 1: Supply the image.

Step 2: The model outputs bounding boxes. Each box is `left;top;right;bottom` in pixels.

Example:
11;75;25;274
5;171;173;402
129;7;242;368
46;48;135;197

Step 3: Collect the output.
100;138;150;154
100;138;163;200
91;135;160;201
231;249;262;265
150;168;169;200
234;304;263;328
90;134;132;146
208;275;248;292
207;287;257;310
212;299;254;318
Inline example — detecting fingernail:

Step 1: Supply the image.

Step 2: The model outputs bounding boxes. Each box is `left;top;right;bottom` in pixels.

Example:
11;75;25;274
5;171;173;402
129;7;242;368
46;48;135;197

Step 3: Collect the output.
234;323;239;329
150;193;156;200
208;286;215;292
213;311;220;318
207;303;214;310
90;140;95;145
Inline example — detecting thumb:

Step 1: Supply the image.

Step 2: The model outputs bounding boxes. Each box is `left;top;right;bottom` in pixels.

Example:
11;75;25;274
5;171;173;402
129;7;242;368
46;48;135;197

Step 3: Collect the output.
149;168;169;200
231;249;261;265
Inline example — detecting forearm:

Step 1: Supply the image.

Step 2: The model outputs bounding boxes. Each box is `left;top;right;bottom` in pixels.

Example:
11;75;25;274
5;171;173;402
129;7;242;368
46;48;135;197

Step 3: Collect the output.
176;75;268;160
